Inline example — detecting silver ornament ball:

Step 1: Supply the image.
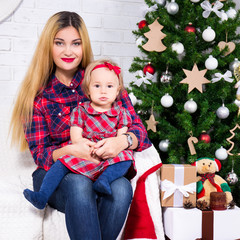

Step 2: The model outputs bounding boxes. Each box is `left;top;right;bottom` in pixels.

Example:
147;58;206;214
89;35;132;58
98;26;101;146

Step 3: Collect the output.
160;70;172;83
216;104;229;119
226;171;238;185
159;139;170;152
167;0;179;15
229;58;240;72
184;99;197;113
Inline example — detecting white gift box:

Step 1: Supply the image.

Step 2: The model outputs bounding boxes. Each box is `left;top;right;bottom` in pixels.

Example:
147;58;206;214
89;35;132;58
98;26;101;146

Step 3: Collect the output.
163;207;240;240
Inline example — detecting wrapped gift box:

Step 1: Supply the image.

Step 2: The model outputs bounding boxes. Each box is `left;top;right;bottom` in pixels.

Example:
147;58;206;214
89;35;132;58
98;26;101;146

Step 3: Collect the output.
163;207;240;240
160;164;196;207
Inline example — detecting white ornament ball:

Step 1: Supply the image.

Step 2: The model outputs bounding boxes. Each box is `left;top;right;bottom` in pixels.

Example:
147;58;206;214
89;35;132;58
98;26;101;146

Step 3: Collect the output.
220;10;228;22
226;7;237;19
229;58;240;72
215;146;228;160
184;99;197;113
167;0;179;15
190;0;200;2
172;42;184;54
159;139;170;152
129;92;138;106
202;26;216;42
156;0;166;6
205;55;218;70
160;93;174;108
216;104;229;119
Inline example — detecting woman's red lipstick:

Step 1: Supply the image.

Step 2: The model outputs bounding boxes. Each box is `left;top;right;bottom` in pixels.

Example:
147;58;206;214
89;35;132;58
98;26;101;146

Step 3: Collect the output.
62;58;74;63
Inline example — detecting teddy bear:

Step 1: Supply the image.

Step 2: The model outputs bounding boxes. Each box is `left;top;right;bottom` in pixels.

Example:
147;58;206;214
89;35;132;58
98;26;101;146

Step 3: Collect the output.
192;157;233;207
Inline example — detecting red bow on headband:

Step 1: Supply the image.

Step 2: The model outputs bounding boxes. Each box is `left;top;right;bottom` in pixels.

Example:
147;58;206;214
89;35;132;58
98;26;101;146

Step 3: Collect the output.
92;62;121;77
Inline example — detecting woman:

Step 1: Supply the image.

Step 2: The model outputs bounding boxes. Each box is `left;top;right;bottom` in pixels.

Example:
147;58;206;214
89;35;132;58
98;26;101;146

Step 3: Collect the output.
10;11;151;240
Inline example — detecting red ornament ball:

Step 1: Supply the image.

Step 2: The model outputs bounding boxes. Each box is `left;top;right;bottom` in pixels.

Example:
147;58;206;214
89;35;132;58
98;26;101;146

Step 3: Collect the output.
199;131;211;143
143;63;155;75
138;20;147;29
184;23;196;33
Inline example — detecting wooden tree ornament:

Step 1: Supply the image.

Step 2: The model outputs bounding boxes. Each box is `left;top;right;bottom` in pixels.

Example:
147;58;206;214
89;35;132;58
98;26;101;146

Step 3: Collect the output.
227;124;240;156
142;18;167;52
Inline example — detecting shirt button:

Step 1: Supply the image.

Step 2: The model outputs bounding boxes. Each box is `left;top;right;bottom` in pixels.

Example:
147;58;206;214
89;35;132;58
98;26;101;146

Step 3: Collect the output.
79;102;82;104
58;113;62;116
72;89;75;93
70;83;73;87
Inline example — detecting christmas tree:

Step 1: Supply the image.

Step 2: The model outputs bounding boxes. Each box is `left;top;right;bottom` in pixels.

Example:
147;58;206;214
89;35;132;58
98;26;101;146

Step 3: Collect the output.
129;0;240;205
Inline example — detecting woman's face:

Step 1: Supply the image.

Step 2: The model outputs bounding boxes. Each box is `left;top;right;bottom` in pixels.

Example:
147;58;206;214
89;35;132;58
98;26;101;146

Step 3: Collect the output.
52;26;83;76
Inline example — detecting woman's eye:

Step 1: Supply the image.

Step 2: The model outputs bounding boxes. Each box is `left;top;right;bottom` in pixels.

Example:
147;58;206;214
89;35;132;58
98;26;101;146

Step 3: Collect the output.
73;42;81;46
55;41;63;46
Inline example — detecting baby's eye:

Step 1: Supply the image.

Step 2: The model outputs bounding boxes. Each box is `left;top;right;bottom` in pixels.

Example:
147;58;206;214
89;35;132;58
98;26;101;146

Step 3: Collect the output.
203;163;205;165
108;85;113;88
210;162;212;165
94;84;100;88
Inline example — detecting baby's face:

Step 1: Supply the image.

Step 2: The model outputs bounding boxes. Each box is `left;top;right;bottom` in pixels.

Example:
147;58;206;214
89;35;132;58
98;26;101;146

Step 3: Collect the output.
88;68;120;112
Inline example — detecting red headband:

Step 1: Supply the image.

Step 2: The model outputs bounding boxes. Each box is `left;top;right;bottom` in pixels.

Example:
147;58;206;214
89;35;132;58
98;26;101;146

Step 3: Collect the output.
92;62;121;77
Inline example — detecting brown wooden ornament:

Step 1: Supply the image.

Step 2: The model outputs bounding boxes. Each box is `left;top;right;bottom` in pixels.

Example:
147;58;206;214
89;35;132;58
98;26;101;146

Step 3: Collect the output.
188;135;198;155
145;114;159;132
180;63;210;93
227;124;240;156
218;41;236;56
142;18;166;52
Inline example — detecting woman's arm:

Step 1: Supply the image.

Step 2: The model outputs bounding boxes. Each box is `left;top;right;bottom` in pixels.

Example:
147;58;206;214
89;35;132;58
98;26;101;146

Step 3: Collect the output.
25;101;99;170
120;89;151;151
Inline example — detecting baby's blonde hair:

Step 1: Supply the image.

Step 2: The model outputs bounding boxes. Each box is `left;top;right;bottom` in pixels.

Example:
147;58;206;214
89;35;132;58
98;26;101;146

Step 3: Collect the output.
82;58;124;99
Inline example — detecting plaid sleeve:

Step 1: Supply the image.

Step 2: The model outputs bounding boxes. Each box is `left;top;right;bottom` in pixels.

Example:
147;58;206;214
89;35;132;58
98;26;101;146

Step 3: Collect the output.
24;103;58;171
118;107;132;129
69;106;84;128
120;89;152;151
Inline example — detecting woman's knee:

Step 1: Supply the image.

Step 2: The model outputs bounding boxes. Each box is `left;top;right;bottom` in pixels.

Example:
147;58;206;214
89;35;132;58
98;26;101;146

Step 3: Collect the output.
111;177;133;203
62;173;95;202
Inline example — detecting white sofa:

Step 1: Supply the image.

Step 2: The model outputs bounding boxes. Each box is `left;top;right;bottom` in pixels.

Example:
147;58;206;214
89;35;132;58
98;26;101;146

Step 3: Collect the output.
0;109;165;240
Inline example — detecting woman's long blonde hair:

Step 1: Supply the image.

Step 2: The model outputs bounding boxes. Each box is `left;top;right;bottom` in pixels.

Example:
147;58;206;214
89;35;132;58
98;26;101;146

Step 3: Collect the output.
10;11;93;151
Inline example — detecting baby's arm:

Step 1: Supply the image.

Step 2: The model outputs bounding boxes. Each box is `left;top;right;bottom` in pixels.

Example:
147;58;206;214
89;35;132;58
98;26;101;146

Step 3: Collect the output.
70;126;84;144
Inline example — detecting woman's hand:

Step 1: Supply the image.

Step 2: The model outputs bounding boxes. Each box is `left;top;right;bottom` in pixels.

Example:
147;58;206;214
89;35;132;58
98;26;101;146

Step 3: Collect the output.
71;138;100;164
92;135;129;160
53;138;100;164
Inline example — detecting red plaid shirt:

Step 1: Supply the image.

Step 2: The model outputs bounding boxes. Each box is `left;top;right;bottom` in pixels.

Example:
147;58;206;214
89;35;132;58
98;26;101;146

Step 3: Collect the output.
25;68;151;171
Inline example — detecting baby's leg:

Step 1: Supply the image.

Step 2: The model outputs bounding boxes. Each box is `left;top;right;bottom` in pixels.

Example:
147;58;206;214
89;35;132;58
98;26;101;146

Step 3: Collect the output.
23;160;70;209
93;161;131;195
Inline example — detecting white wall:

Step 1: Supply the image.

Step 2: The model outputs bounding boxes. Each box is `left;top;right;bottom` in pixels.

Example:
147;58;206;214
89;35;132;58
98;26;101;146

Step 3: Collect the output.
0;0;239;118
0;0;145;120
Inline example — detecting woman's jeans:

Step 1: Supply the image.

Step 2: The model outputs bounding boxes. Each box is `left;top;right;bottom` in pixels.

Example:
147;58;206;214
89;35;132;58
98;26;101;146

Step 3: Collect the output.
32;168;133;240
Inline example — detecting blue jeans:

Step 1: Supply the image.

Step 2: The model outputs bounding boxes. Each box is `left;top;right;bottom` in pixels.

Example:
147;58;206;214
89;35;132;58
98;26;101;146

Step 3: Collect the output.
32;168;133;240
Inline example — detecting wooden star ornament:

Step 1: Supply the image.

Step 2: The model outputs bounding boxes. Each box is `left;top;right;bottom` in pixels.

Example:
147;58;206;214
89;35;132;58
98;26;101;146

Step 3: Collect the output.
146;114;158;132
180;63;210;93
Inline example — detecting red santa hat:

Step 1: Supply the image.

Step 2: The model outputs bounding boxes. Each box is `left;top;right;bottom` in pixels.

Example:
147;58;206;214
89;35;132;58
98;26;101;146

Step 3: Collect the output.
124;163;162;240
